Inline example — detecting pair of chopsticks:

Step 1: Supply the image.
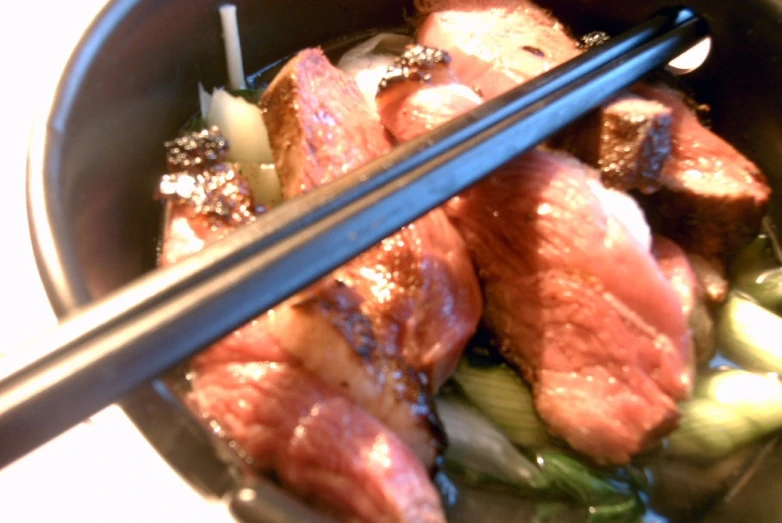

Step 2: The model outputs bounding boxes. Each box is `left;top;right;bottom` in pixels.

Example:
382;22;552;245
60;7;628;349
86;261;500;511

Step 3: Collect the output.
0;7;708;468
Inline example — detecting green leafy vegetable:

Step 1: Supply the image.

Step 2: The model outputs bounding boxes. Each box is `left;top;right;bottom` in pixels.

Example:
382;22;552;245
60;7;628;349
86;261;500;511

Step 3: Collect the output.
180;115;209;134
453;356;551;448
436;395;547;491
437;395;643;522
667;370;782;460
730;235;782;313
717;293;782;375
228;88;262;104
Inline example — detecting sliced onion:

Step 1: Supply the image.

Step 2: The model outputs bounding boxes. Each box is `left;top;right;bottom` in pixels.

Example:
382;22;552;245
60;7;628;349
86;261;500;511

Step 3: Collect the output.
234;162;282;209
337;33;412;112
207;88;273;164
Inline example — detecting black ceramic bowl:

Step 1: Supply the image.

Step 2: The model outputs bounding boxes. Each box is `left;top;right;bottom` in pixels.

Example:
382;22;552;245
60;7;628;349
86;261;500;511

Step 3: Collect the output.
26;0;782;521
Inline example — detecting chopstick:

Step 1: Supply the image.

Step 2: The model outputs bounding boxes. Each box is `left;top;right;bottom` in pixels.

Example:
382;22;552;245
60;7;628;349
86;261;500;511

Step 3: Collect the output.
0;7;708;468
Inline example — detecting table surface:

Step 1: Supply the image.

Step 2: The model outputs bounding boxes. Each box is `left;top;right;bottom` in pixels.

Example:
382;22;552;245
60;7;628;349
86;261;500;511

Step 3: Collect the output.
0;2;229;520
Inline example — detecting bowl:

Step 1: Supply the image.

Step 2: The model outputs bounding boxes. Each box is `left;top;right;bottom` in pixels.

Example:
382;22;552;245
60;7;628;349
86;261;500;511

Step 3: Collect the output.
26;0;782;521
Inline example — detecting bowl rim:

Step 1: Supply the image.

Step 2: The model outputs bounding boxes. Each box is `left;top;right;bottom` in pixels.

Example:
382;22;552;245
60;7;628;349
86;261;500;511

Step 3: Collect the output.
23;0;248;514
26;0;142;319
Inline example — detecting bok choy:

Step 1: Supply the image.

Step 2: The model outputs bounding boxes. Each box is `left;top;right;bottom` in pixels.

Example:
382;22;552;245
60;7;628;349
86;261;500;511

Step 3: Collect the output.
730;234;782;314
667;370;782;460
453;355;551;448
436;396;643;522
716;293;782;375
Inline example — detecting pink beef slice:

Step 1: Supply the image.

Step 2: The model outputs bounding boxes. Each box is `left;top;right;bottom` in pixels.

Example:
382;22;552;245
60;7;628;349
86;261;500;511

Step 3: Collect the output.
376;44;485;142
262;48;483;391
159;117;451;519
652;235;716;364
551;94;673;194
261;47;394;199
191;362;445;523
413;1;674;194
163;191;446;473
652;235;699;318
415;0;582;100
168;48;482;481
635;84;771;262
446;151;693;465
376;60;693;464
162;197;447;521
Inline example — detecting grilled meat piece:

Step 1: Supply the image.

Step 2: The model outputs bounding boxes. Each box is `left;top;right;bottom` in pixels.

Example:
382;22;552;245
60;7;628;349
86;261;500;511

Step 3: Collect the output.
415;0;581;100
261;48;393;200
191;362;445;523
652;235;699;318
162;197;445;470
652;235;716;363
635;84;772;262
552;95;672;193
376;44;484;143
262;48;483;391
447;152;693;464
377;70;692;464
159;129;447;522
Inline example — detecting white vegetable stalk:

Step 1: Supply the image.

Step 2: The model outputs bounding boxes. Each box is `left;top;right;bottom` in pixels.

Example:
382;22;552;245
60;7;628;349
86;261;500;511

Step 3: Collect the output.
453;359;551;448
235;162;282;208
199;82;212;119
220;4;247;90
667;370;782;460
717;293;782;374
337;33;412;112
208;88;273;164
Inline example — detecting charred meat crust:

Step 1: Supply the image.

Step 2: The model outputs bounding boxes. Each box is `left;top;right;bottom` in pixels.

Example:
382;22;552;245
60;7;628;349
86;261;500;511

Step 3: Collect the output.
290;279;447;464
158;127;259;226
551;95;673;194
378;44;452;91
260;48;392;199
634;84;771;263
263;47;481;394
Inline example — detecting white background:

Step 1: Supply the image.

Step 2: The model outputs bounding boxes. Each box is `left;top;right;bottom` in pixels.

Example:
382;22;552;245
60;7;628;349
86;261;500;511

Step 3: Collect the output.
0;2;228;520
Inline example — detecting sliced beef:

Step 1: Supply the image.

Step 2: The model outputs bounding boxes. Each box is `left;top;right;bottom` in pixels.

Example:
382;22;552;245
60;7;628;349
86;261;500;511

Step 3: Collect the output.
162;197;445;470
652;235;699;317
413;1;671;194
262;48;393;200
159;129;447;521
552;95;672;194
415;0;581;100
414;0;770;264
634;84;772;262
688;253;729;305
378;71;692;464
191;363;444;523
332;209;483;388
448;152;693;464
652;235;716;363
258;279;447;467
262;48;483;391
165;47;482;482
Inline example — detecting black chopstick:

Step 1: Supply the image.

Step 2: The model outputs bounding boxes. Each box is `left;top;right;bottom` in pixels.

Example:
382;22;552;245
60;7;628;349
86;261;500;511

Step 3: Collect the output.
0;7;708;468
